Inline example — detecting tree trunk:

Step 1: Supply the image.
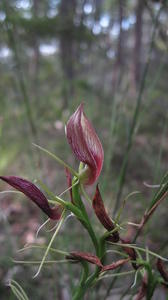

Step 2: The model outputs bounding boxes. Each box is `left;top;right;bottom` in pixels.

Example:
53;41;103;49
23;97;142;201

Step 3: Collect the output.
112;0;125;90
59;0;77;108
31;0;40;101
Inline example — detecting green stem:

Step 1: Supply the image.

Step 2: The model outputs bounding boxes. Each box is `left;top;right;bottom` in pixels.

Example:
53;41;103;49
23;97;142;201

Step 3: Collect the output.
72;262;89;300
72;286;86;300
72;179;99;254
74;235;106;299
71;180;107;299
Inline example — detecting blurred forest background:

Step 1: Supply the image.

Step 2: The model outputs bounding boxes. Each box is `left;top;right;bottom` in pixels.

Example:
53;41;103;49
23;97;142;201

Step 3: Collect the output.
0;0;168;299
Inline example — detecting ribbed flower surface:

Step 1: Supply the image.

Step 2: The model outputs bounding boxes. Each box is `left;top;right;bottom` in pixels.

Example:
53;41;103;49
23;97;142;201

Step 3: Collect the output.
67;251;103;267
0;176;62;220
92;185;119;242
66;104;104;185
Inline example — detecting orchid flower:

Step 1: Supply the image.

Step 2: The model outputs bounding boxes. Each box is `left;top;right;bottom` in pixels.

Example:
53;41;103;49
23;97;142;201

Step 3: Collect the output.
0;176;62;220
66;104;104;185
67;251;103;268
92;185;119;242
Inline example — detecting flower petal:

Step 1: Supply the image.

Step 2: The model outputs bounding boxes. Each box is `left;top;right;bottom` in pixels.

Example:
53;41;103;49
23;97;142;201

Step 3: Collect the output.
65;167;73;203
0;176;62;220
102;258;130;272
67;251;103;268
120;238;138;270
92;185;119;242
66;104;104;185
157;258;168;283
135;275;147;300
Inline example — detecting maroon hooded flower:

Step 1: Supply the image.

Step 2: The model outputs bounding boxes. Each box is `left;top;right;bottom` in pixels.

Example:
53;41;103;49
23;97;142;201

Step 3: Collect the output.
157;258;168;284
66;104;104;185
0;176;62;220
102;258;130;272
92;185;119;242
66;251;103;268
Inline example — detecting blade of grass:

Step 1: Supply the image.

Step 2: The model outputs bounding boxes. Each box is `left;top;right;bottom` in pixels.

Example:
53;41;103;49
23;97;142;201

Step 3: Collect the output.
33;210;66;278
33;144;78;177
10;280;29;300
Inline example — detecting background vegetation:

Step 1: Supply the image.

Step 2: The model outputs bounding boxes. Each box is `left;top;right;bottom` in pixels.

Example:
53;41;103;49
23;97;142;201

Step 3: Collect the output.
0;0;168;299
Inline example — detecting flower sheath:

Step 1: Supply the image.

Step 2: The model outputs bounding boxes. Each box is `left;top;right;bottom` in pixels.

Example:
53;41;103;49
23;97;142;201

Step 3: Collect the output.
0;176;62;220
66;104;104;185
92;185;119;242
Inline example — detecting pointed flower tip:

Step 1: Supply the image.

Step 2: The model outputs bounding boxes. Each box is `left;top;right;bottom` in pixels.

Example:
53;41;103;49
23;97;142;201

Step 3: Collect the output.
0;176;62;220
66;104;104;185
102;258;130;272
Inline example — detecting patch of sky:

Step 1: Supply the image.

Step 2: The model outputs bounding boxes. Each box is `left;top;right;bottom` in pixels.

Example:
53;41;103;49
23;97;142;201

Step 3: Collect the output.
83;18;94;29
0;11;6;21
47;0;59;18
92;22;101;35
129;15;136;25
110;15;136;37
122;15;136;30
15;0;32;10
106;49;115;59
0;47;12;59
110;23;120;37
39;41;58;56
22;11;32;19
100;14;110;28
47;9;58;18
154;3;162;11
84;3;93;15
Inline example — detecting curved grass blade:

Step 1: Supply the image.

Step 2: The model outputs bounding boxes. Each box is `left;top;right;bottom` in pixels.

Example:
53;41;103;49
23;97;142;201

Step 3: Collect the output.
33;143;78;177
109;243;168;262
9;280;29;300
148;171;168;210
33;210;66;278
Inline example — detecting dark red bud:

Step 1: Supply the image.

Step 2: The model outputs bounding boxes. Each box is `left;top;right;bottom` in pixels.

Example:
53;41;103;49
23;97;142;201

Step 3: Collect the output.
66;104;104;185
67;251;103;268
120;238;138;270
65;167;73;203
102;258;130;272
92;185;119;242
106;234;120;243
157;258;168;284
135;274;147;300
0;176;62;220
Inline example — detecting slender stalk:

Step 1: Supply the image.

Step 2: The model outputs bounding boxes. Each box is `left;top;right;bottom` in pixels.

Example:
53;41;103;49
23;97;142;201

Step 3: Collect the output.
72;234;107;300
72;262;89;300
108;8;164;289
3;1;38;139
113;7;162;216
33;211;66;278
2;1;42;173
71;179;107;299
33;144;78;177
72;179;99;254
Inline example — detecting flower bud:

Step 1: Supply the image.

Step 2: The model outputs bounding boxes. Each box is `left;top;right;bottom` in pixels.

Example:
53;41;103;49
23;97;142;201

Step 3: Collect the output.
0;176;62;220
157;258;168;283
102;258;130;272
92;185;119;242
66;104;104;185
66;251;103;268
120;238;138;270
